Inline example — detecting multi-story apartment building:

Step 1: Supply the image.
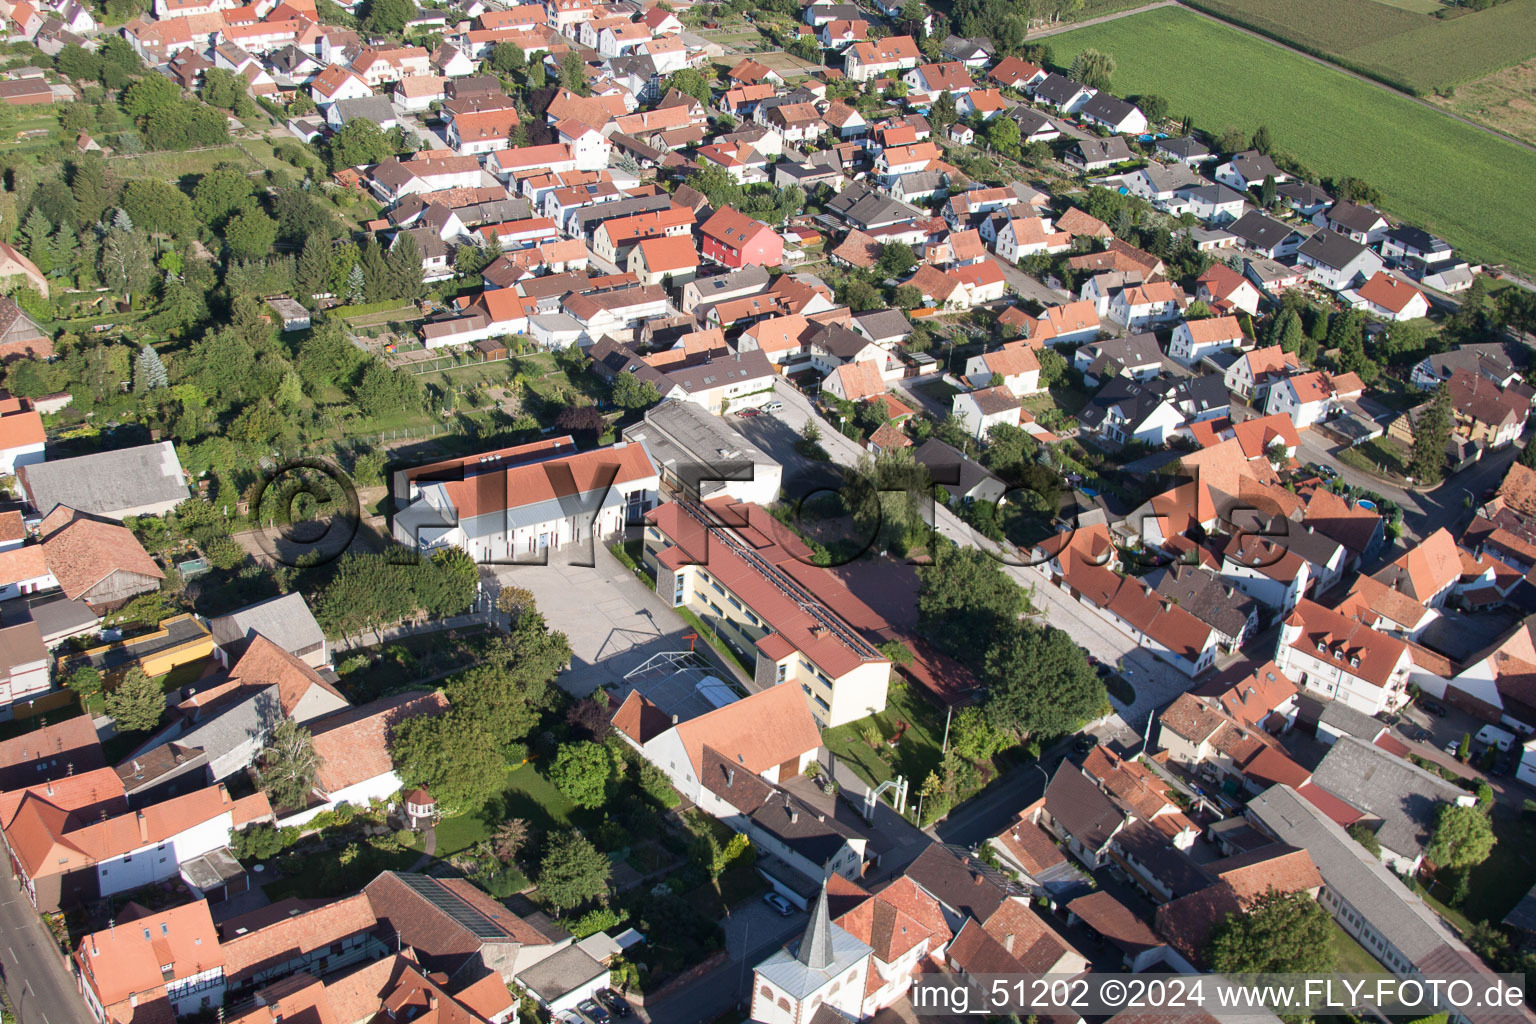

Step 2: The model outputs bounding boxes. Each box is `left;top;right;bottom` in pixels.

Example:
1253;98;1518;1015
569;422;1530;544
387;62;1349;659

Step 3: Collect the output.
642;499;890;727
1273;599;1412;715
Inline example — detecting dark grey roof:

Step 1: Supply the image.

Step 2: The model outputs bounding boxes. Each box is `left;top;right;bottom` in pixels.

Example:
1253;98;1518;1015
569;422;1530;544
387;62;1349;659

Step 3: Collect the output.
1073;136;1134;165
570;193;675;237
665;350;774;393
1384;224;1452;257
518;945;608;1001
1077;376;1174;432
1150;564;1254;639
1226;150;1281;183
1081;332;1162;370
1080;92;1140;126
1317;699;1383;741
1167;375;1229;418
1114;820;1212;899
1139;162;1204;194
1275;180;1331;207
1176;182;1245;206
1033;72;1089;108
1310;735;1468;858
1156;136;1209;159
20;441;187;518
1227;210;1295;252
1007;105;1056;136
1298;229;1369;271
1327;200;1386;233
804;322;871;361
1044;762;1125;852
622;399;777;491
853;309;911;343
1504;883;1536;933
904;843;1012;922
826;181;923;229
941;34;993;60
912;438;1006;501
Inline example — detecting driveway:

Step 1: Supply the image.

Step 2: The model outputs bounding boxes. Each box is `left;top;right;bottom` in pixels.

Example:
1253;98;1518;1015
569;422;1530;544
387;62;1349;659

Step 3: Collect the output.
486;543;751;697
637;899;805;1024
994;258;1073;308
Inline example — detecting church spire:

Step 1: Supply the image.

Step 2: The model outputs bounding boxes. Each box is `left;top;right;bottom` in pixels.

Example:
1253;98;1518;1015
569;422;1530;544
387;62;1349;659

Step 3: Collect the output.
796;879;833;970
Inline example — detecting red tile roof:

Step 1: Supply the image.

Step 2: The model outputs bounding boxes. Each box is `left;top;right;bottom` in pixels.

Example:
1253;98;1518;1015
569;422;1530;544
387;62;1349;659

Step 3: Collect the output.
309;692;449;794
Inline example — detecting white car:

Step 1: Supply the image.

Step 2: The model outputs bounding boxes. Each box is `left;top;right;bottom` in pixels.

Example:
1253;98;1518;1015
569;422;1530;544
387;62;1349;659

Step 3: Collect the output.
763;401;783;413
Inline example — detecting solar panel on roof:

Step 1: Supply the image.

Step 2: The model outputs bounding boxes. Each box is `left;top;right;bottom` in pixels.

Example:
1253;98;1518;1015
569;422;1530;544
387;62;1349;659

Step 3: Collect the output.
396;873;510;942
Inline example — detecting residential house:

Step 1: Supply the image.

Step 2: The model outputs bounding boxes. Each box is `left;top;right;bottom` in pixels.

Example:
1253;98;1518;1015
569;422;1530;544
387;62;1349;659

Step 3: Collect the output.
1074;333;1163;385
628;235;700;286
1023;300;1100;346
1065;136;1134;173
843;35;920;81
1108;282;1185;330
964;341;1041;397
612;669;822;803
1078;93;1146;134
951;386;1021;441
1032;73;1094;113
1214;150;1287;192
1296;230;1385;293
1264;370;1365;429
1353;272;1429;322
665;351;777;414
1274;599;1412;714
912;438;1007;506
1168;315;1245;366
1227;211;1309;260
1321;201;1390;245
699;206;784;269
1196;263;1263;317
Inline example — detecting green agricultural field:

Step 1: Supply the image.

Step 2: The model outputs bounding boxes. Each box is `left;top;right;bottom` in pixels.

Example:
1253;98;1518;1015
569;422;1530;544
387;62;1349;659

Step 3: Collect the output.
1181;0;1536;93
1048;7;1536;273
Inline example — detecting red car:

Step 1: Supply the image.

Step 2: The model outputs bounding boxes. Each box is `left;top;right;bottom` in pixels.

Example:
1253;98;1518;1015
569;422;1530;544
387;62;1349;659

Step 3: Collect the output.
737;408;761;418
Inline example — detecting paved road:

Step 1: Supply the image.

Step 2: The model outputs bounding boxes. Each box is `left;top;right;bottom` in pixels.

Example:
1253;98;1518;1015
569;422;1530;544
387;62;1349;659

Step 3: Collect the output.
0;872;93;1024
1026;0;1176;37
1294;428;1519;543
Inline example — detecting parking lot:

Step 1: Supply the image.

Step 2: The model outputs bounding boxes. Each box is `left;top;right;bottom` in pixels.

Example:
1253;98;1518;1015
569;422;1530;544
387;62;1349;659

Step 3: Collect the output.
486;544;750;699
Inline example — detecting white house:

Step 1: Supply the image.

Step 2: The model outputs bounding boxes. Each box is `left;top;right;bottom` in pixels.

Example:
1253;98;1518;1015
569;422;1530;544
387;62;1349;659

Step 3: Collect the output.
1264;370;1364;429
1273;599;1412;715
963;341;1041;397
951;385;1022;441
1168;315;1245;366
281;691;451;826
1108;282;1184;330
1296;230;1385;294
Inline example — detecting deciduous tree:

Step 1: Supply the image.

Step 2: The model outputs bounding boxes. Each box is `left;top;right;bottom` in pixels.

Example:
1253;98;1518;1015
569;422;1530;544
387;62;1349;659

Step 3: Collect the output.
549;741;620;809
259;719;322;809
1208;890;1333;974
1425;804;1496;870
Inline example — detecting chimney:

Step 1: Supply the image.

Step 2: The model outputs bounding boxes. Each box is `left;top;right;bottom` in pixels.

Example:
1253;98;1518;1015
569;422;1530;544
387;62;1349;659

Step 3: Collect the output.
726;768;735;787
137;810;149;843
671;714;679;724
218;783;230;805
1003;933;1015;953
427;994;437;1011
45;781;53;796
973;872;985;886
790;809;799;824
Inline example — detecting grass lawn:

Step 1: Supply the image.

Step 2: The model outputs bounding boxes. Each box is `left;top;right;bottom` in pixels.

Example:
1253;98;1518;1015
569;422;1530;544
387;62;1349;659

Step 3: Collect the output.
1336;437;1411;480
1330;920;1389;973
423;763;588;858
1046;7;1536;273
822;683;951;790
107;145;263;181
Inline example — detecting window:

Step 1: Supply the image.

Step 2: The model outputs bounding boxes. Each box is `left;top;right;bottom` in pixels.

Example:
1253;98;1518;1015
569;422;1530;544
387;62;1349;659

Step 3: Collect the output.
710;580;726;597
727;596;742;611
776;663;787;683
746;611;759;626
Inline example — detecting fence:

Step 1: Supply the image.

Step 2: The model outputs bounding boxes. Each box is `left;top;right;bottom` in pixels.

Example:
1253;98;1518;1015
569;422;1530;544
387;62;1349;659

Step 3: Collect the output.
332;605;496;653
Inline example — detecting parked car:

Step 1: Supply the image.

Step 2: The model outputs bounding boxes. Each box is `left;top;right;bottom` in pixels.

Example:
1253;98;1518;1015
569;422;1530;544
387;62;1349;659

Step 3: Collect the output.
1073;733;1095;754
578;1000;611;1024
597;989;632;1018
763;400;784;412
737;407;761;418
1418;699;1447;717
1443;740;1461;758
763;891;793;916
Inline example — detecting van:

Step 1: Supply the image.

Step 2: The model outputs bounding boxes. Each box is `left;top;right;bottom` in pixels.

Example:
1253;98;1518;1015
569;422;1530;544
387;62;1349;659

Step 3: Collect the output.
1477;723;1516;752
